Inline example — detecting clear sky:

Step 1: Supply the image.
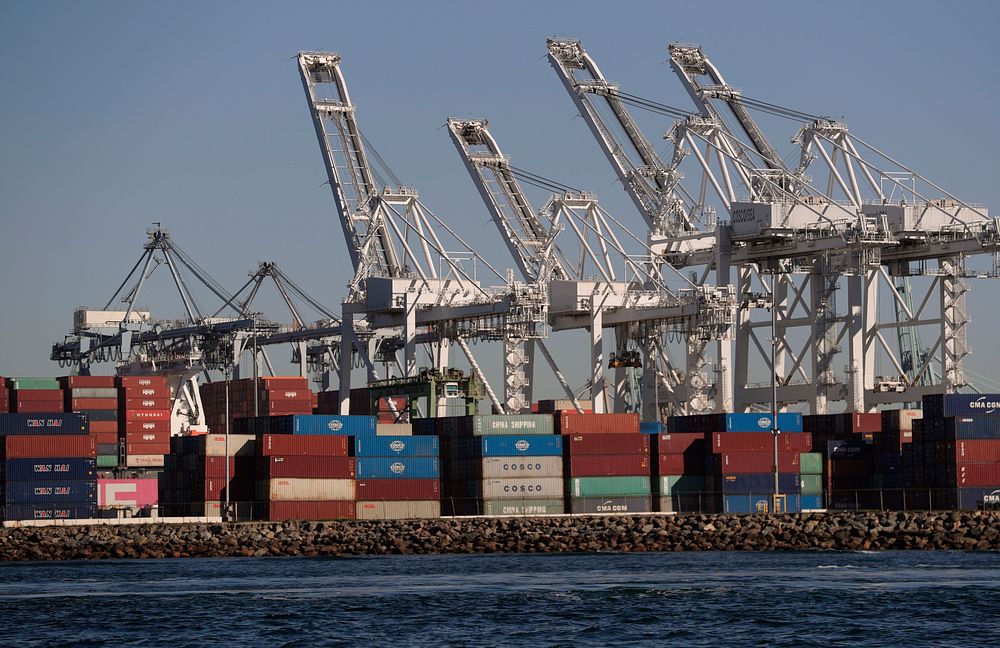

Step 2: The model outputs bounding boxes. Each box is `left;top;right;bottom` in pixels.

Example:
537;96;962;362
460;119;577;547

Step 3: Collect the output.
1;1;998;396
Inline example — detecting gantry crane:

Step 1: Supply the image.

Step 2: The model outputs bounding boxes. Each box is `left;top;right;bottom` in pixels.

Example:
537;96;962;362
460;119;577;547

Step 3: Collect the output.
448;117;734;416
298;51;549;414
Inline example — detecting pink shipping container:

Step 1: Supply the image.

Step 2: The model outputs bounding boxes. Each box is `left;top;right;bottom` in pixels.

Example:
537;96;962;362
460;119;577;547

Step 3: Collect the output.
711;432;813;453
565;453;650;477
717;451;800;475
563;433;650;456
97;478;158;509
557;412;640;434
3;435;96;458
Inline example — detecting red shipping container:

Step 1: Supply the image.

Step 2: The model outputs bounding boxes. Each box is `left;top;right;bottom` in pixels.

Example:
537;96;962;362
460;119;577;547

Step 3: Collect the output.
192;456;256;478
264;389;311;401
188;477;254;501
258;377;308;390
123;429;169;444
355;478;440;501
11;389;64;401
258;456;355;479
653;433;705;454
717;451;800;474
264;500;355;521
117;376;169;389
121;385;171;398
565;453;650;477
60;376;117;388
711;432;813;453
123;419;171;434
126;441;170;455
845;412;882;433
123;409;171;421
13;401;64;413
557;412;639;434
3;435;96;458
957;440;1000;463
957;463;1000;487
68;398;118;411
120;397;171;410
658;453;707;475
89;420;118;434
260;434;350;457
92;431;118;445
265;399;313;415
563;433;650;456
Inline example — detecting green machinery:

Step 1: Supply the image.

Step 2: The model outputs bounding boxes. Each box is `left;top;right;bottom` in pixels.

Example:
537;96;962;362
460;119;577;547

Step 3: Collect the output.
367;368;486;421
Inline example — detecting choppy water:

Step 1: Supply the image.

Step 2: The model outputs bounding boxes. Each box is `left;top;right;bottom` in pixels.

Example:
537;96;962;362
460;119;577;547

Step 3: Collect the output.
0;551;997;646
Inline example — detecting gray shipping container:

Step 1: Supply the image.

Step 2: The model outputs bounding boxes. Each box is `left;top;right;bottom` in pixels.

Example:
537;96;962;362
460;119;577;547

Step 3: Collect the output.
376;423;413;436
69;388;119;398
569;495;652;514
356;500;440;520
479;477;563;498
481;498;565;516
468;456;563;479
263;478;355;501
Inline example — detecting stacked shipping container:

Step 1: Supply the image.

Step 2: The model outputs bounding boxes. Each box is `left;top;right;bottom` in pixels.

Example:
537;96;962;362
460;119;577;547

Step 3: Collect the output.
160;433;257;518
0;413;96;520
8;377;64;413
201;377;313;434
118;375;171;468
650;432;708;513
559;413;652;514
258;433;355;521
61;375;120;469
355;434;440;519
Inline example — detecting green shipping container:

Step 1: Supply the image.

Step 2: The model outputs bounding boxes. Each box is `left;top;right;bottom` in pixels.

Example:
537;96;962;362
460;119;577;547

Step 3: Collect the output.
96;455;119;468
9;377;61;390
470;415;554;436
568;476;650;498
799;473;823;494
658;475;706;496
799;452;823;475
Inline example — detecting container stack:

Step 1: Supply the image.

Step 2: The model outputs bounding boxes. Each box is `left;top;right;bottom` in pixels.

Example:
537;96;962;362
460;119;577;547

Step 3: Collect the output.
799;451;824;510
257;433;356;521
688;413;809;513
0;413;96;521
558;412;652;514
8;377;64;413
650;431;709;513
60;376;120;469
0;378;7;413
355;434;441;519
118;376;171;469
201;377;313;433
159;433;257;519
417;414;559;516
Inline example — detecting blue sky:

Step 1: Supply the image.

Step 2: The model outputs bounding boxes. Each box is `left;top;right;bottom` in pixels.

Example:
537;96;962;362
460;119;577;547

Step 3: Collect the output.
0;1;998;395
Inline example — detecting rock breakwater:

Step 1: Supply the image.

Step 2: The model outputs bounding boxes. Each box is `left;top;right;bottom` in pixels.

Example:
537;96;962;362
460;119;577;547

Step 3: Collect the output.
1;511;997;561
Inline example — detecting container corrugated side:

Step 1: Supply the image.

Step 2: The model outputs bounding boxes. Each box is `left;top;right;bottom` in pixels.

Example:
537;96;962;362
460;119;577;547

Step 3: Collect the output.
799;452;823;475
274;414;376;436
957;464;1000;487
353;435;439;457
562;433;649;456
480;498;565;516
651;432;705;454
956;439;1000;462
97;478;158;508
723;494;801;514
459;477;564;498
557;412;639;434
2;458;95;481
260;434;349;457
725;413;804;433
565;454;650;477
470;415;554;436
355;478;440;501
719;473;800;494
567;476;651;498
2;435;95;458
710;432;812;453
257;456;355;479
716;451;801;474
261;478;355;501
355;500;440;520
124;455;165;468
568;495;651;514
0;413;88;436
195;434;257;457
4;480;97;503
448;456;562;480
354;457;439;479
264;500;355;521
68;387;118;399
657;475;707;496
799;474;823;494
451;434;562;457
2;503;97;520
376;423;412;436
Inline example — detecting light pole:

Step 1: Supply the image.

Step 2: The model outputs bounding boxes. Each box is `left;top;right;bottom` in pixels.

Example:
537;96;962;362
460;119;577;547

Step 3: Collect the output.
769;271;781;512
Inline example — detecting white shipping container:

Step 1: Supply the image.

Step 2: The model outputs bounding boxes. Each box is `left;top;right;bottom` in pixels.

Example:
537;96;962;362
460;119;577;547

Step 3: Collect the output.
477;456;563;479
376;423;413;436
202;434;257;457
356;500;440;520
265;478;355;501
125;455;165;468
70;387;119;398
480;477;563;499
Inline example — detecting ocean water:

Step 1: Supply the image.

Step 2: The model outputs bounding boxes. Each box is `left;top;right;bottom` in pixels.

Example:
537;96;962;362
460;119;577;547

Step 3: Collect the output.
0;551;997;647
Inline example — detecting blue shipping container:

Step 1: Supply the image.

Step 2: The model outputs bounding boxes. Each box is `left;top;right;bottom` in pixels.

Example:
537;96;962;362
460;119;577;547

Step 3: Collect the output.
723;493;802;514
4;480;97;504
950;416;1000;439
0;413;89;436
457;435;563;457
725;413;803;433
942;394;1000;418
76;409;118;422
3;458;96;481
719;473;800;494
2;502;97;520
355;457;439;479
800;494;825;510
353;435;439;457
640;422;664;435
273;415;377;437
955;487;1000;510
